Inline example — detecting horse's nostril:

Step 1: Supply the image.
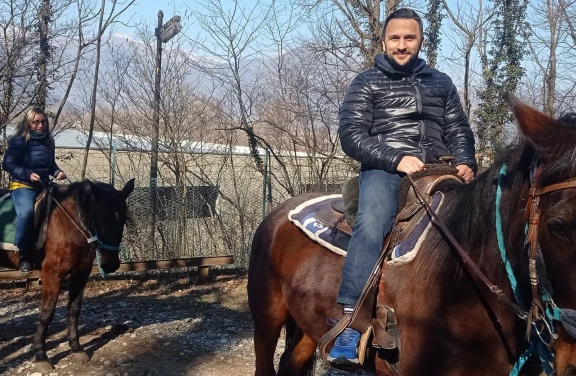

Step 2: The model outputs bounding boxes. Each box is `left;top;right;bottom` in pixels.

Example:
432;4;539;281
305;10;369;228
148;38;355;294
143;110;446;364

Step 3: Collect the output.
566;364;576;376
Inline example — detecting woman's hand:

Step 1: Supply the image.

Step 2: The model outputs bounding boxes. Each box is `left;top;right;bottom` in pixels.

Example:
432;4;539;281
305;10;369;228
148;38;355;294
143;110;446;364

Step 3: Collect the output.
30;172;40;182
56;171;67;180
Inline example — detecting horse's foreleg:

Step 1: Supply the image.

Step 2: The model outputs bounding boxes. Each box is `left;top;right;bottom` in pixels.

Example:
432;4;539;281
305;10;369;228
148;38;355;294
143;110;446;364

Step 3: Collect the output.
32;272;62;372
67;270;91;364
253;323;284;376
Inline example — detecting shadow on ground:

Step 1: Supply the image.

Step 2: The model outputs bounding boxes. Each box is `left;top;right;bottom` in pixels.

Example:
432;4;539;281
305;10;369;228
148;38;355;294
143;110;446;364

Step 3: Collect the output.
0;268;372;376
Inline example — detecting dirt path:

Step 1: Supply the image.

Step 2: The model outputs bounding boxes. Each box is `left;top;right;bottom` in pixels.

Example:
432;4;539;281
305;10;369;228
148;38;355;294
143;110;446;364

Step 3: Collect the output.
0;270;371;376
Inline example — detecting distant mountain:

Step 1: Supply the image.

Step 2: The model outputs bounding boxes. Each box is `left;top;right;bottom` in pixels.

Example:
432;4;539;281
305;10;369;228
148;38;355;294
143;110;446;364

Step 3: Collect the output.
48;33;263;109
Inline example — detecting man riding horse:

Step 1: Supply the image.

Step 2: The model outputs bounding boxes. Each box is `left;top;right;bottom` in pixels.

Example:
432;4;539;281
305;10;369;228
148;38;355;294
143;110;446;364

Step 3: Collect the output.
330;8;477;368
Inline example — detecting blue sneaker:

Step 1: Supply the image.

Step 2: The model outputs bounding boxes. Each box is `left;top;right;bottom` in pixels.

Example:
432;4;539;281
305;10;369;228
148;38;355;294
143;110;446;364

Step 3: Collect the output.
327;327;361;368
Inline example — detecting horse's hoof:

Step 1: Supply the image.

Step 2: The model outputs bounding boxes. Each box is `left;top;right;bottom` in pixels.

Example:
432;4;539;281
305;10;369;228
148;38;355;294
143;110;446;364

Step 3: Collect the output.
71;351;90;363
34;360;54;372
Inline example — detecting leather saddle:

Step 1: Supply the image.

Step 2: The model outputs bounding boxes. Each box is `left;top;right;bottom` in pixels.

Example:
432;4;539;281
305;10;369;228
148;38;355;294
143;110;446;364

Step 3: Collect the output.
315;165;463;248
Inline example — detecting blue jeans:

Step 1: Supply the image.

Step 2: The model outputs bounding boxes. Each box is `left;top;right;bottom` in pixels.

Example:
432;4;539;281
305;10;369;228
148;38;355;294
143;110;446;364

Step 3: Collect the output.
337;168;401;306
11;188;38;250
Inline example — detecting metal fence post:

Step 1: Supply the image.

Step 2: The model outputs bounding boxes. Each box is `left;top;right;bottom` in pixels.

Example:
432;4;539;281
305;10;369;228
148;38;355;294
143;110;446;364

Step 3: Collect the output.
261;148;270;218
110;142;117;186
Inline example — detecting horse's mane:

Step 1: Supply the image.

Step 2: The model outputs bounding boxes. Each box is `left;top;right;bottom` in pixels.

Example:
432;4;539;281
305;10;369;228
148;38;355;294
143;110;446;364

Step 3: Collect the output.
417;130;576;288
416;141;534;287
51;180;128;223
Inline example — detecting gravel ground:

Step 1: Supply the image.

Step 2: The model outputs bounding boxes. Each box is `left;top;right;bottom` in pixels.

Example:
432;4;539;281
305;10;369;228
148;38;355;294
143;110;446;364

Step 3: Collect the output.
0;270;372;376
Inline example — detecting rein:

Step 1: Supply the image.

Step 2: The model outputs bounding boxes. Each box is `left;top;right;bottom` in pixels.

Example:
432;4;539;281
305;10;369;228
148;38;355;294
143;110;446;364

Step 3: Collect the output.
41;182;121;278
408;166;576;375
407;175;526;318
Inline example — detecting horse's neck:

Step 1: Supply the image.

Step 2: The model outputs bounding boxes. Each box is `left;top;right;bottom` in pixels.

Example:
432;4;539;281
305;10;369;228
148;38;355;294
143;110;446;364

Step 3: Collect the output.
441;169;532;304
404;174;530;360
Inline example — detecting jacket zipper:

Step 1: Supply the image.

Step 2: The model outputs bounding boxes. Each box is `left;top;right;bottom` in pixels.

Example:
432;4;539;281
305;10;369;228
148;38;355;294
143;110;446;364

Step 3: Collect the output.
411;76;425;161
411;77;422;113
418;120;426;162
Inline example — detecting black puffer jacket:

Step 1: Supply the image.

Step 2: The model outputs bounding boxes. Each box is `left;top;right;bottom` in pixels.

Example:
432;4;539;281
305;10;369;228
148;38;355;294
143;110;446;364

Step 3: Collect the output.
339;55;477;174
3;133;61;185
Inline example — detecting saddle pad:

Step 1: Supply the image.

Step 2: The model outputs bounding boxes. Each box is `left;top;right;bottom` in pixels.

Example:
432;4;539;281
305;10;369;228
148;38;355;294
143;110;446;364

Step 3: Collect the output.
0;193;19;251
289;192;445;263
387;191;445;265
288;195;349;257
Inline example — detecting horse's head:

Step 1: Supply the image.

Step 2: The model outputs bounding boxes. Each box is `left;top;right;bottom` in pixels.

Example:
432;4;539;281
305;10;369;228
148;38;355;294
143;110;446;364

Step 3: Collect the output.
79;179;135;274
507;94;576;373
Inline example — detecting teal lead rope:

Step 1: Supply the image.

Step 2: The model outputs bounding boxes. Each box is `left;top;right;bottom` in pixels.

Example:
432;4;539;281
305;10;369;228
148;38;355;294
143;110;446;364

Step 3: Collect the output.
496;164;554;376
495;164;526;308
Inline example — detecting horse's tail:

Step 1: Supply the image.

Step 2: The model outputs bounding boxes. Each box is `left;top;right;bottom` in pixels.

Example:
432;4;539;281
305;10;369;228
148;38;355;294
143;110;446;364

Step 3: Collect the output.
279;317;315;376
284;316;296;353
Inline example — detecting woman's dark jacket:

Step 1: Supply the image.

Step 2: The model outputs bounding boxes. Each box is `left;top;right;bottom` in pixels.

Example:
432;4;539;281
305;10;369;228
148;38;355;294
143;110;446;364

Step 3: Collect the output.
339;55;477;174
2;133;61;185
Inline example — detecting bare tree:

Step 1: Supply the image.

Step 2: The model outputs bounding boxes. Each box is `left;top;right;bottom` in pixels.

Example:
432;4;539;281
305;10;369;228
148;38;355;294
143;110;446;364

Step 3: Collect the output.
560;0;576;45
256;47;355;195
442;0;493;118
188;0;272;173
298;0;402;68
525;0;566;116
79;0;137;178
1;0;42;128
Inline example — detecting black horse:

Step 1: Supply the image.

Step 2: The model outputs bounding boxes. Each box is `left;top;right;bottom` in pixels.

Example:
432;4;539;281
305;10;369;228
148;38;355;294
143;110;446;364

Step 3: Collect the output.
0;179;135;372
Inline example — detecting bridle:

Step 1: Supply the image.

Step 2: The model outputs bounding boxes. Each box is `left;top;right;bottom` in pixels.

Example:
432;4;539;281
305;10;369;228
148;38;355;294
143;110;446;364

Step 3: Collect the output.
523;168;576;340
408;167;576;374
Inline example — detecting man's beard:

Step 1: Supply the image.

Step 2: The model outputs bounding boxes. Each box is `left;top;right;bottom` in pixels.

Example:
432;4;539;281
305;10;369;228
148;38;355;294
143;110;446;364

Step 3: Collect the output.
386;48;420;72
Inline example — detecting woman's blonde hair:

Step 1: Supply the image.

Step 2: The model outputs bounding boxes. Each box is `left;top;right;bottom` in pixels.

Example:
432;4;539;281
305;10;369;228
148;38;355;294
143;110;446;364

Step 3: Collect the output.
14;107;54;145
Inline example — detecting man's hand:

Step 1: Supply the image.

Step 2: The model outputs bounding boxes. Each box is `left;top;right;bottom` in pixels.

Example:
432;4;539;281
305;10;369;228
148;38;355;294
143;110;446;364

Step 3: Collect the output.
456;164;474;183
397;156;424;174
29;172;40;182
56;171;67;180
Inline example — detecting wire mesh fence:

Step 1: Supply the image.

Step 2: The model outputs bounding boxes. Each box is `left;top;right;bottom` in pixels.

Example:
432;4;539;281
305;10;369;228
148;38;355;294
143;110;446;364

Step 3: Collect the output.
54;147;357;269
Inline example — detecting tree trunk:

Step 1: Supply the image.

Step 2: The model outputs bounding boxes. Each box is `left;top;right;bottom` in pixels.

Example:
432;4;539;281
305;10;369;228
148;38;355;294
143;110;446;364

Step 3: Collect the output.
38;0;50;109
425;0;443;68
80;0;106;179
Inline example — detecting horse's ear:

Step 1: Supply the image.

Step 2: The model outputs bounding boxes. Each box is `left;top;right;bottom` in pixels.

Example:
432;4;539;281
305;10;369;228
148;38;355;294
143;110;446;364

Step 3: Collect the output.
121;179;135;199
87;181;107;202
505;92;574;162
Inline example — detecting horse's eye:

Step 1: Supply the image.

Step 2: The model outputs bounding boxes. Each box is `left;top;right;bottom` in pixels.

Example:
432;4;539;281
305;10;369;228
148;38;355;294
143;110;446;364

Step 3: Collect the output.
547;218;570;239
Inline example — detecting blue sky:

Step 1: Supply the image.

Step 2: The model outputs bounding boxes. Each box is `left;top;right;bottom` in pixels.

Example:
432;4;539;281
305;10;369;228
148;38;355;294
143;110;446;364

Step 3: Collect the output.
111;0;522;86
114;0;464;48
114;1;191;37
114;0;265;39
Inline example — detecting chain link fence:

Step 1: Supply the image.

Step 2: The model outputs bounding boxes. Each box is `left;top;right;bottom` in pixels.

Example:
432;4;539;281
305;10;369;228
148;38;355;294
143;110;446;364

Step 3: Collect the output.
55;148;356;269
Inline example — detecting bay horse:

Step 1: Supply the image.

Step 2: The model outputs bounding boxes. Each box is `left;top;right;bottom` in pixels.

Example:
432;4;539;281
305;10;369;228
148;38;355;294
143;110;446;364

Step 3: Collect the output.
248;97;576;376
0;179;135;372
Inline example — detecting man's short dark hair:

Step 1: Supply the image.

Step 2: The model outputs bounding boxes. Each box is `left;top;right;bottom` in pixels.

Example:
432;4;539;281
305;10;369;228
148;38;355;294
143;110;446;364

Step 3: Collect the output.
558;112;576;128
382;8;424;39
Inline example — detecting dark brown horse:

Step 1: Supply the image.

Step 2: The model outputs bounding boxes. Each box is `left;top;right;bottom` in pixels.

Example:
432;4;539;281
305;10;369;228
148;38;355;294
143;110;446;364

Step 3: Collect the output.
0;179;134;372
248;97;576;376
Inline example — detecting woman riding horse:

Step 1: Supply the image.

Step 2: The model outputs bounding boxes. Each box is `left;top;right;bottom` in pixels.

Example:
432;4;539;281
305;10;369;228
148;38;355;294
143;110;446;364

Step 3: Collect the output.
2;107;67;272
